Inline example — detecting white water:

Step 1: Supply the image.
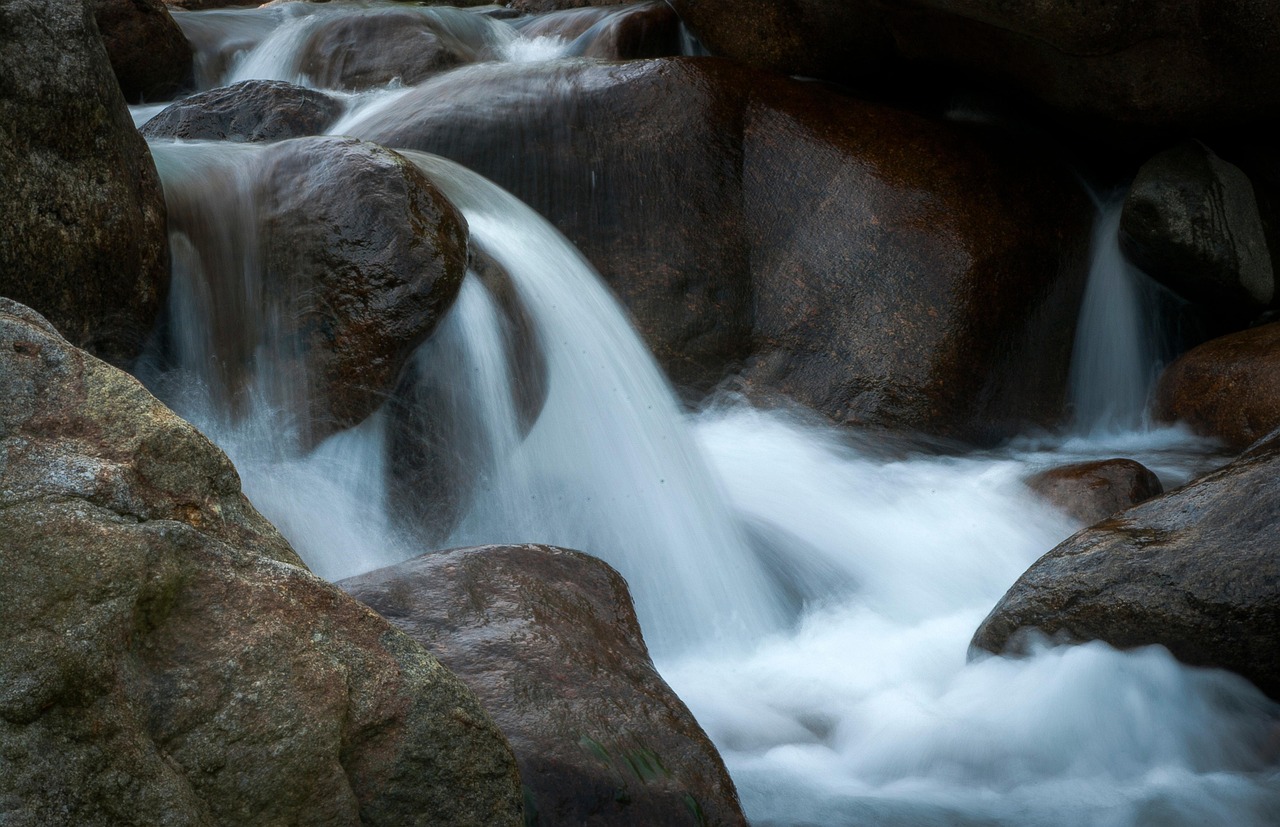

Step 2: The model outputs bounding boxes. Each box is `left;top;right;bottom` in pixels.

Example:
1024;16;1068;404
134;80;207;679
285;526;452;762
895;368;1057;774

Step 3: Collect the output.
140;9;1280;824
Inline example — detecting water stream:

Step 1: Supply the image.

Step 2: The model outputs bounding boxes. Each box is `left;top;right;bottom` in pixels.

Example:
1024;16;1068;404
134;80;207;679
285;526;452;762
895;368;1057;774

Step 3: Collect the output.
138;6;1280;825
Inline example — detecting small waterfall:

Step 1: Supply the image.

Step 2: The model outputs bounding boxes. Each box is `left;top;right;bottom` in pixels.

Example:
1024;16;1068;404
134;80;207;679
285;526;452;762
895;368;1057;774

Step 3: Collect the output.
1068;199;1170;433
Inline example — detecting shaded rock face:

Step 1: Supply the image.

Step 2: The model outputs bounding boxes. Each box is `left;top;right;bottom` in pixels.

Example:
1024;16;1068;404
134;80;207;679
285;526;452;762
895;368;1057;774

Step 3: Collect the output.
973;434;1280;700
161;136;468;444
91;0;193;103
299;9;478;91
672;0;1280;129
1154;322;1280;450
354;57;1090;440
0;0;169;367
142;80;344;142
0;299;525;826
518;3;683;61
1121;142;1274;320
385;250;549;546
1026;459;1164;526
342;544;747;827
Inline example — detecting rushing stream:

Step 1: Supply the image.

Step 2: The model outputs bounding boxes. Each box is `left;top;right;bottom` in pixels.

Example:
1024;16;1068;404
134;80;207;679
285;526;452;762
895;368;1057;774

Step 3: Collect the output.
138;4;1280;825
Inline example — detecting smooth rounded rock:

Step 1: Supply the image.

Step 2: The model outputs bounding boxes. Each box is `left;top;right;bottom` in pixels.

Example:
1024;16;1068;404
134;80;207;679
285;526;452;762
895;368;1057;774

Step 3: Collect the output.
92;0;193;103
1154;322;1280;450
1026;459;1164;526
298;9;477;91
342;544;748;827
141;80;344;142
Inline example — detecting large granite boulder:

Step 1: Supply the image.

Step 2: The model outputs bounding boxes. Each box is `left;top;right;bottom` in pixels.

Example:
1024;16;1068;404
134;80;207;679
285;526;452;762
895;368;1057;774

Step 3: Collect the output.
671;0;1280;129
973;433;1280;700
1120;142;1274;320
91;0;193;103
1153;322;1280;450
161;136;468;444
342;544;747;827
1025;458;1164;526
351;57;1090;440
142;80;344;142
0;0;169;367
0;299;524;826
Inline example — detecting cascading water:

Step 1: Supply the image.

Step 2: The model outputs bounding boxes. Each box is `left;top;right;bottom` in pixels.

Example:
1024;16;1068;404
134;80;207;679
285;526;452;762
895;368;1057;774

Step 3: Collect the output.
138;7;1280;825
1068;198;1175;434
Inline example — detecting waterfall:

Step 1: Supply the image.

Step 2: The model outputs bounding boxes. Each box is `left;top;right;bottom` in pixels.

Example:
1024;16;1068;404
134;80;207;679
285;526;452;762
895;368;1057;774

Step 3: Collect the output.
1068;198;1171;434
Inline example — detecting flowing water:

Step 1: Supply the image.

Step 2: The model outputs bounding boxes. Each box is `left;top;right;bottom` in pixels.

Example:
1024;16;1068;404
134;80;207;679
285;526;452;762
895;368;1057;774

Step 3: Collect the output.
139;6;1280;824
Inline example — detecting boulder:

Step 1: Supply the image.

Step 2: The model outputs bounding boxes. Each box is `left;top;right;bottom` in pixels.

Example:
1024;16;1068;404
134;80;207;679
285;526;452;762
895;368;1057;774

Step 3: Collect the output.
1025;459;1163;526
161;136;468;444
91;0;193;103
517;3;683;61
1153;322;1280;450
341;544;747;827
298;9;478;91
671;0;1280;129
972;433;1280;700
0;0;169;367
0;298;524;826
350;57;1091;440
1120;142;1274;319
141;80;344;142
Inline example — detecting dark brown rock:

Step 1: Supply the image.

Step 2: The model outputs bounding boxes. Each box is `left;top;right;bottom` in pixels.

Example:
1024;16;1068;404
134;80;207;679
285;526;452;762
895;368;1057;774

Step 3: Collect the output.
1154;322;1280;450
1026;459;1164;525
351;58;1091;439
0;298;525;826
92;0;193;103
973;433;1280;700
163;0;257;9
298;9;477;91
672;0;1280;129
162;136;468;444
341;544;747;827
0;0;169;367
141;80;344;142
1121;142;1274;319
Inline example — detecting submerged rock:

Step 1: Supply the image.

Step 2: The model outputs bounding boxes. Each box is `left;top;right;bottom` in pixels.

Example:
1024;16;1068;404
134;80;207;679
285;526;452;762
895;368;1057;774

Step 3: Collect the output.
354;57;1090;440
342;544;748;827
0;298;524;826
1154;322;1280;450
671;0;1280;129
1026;459;1163;526
0;0;169;367
142;80;344;142
1121;142;1274;320
973;433;1280;700
91;0;193;103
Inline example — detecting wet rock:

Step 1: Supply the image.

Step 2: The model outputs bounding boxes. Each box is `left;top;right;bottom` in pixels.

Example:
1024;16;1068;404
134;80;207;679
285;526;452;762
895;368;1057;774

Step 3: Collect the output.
385;250;548;546
508;0;630;12
1121;142;1274;320
91;0;193;103
342;544;748;827
141;80;344;142
0;0;169;367
972;433;1280;700
163;136;468;444
163;0;257;9
298;9;478;91
517;3;683;60
1026;459;1164;526
1153;322;1280;450
353;58;1090;439
0;298;525;826
671;0;1280;129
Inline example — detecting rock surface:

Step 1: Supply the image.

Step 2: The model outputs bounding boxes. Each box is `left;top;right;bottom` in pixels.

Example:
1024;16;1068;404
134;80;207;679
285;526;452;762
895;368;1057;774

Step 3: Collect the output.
671;0;1280;129
353;57;1090;440
162;136;468;444
1026;459;1163;526
91;0;193;103
1154;322;1280;450
973;434;1280;700
517;3;683;61
142;80;344;142
0;0;169;367
342;544;747;827
0;299;524;826
298;9;477;91
1121;142;1274;319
